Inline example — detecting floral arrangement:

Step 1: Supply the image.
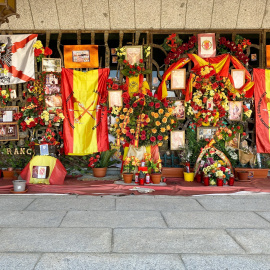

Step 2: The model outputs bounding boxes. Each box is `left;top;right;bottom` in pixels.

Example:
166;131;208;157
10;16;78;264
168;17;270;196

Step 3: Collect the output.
144;153;162;173
88;149;119;168
116;46;151;77
40;127;59;145
0;88;11;105
41;108;65;125
123;156;140;173
33;40;52;62
114;91;176;147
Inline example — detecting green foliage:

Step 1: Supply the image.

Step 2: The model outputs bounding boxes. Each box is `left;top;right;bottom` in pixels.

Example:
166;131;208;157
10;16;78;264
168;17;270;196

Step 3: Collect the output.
95;149;120;168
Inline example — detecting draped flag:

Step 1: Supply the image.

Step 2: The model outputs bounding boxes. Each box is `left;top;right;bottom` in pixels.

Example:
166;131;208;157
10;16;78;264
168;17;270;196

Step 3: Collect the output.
61;68;110;155
0;34;37;85
254;69;270;153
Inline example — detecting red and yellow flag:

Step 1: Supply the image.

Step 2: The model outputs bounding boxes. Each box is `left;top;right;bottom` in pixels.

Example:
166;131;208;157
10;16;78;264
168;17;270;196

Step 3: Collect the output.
61;68;109;155
254;69;270;153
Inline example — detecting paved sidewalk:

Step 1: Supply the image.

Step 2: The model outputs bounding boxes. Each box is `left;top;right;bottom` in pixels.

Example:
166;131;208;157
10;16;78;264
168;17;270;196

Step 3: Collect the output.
1;193;270;269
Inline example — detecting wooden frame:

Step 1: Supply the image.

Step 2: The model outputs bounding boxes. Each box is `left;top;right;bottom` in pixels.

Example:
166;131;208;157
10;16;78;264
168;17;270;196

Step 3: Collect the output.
172;100;185;120
231;69;245;89
228;101;243;121
0;106;19;123
170;130;185;150
225;133;240;149
198;33;216;58
0;122;19;141
197;127;217;141
125;45;143;65
171;69;186;90
108;90;123;107
42;58;62;72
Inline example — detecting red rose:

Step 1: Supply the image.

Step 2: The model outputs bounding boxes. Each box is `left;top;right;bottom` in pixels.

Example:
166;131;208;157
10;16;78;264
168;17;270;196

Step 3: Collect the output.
34;48;42;57
122;91;129;99
195;83;201;89
44;47;52;56
149;102;154;107
212;82;218;89
228;133;232;137
155;103;160;109
236;126;241;130
133;103;137;108
123;60;127;64
233;131;236;134
141;130;146;135
150;136;156;142
137;66;141;71
139;59;143;63
242;132;246;136
112;84;119;90
129;71;132;74
157;135;163;141
139;100;144;106
125;104;130;109
163;101;168;107
141;135;146;140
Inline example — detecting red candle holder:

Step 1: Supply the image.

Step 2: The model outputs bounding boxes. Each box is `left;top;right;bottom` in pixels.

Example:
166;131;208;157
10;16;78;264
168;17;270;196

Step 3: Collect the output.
196;173;202;183
139;178;144;185
228;175;235;186
217;178;223;186
203;175;209;186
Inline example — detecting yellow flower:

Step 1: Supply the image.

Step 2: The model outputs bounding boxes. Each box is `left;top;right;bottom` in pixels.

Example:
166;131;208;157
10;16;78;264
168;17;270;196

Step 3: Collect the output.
154;113;159;118
151;112;155;116
123;108;128;113
130;129;135;134
129;108;133;113
164;135;168;140
170;119;174;124
141;124;144;127
158;142;163;146
114;124;118;128
120;114;125;120
166;125;171;130
146;118;150;123
162;117;167;123
141;113;145;118
161;127;166;132
156;121;161;126
165;112;170;117
1;90;6;96
119;123;123;128
122;129;127;134
158;109;164;114
116;118;119;122
152;128;157;134
33;40;43;49
116;129;121;134
168;108;173;113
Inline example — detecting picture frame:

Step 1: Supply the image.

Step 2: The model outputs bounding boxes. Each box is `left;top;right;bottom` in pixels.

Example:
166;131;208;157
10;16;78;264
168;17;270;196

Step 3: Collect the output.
64;45;99;68
108;90;123;108
46;74;58;85
251;54;257;61
45;95;62;108
125;45;143;65
197;127;217;141
42;58;62;73
111;48;117;55
231;69;245;89
225;133;240;149
0;106;19;123
10;89;17;99
170;130;185;150
228;101;243;121
198;33;216;58
171;69;186;90
112;55;118;64
0;122;19;141
172;100;185;120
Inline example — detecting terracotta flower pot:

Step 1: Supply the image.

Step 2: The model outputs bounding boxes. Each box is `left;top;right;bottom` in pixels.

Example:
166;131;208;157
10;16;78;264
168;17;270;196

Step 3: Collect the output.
123;173;133;183
238;171;249;181
151;173;162;184
3;170;15;179
92;167;107;177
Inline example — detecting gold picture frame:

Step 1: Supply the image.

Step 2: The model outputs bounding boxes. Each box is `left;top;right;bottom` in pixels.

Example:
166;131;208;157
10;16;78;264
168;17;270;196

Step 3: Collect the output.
172;100;185;120
228;101;243;121
171;69;186;90
197;127;217;141
170;130;185;150
231;69;245;89
0;122;19;141
108;90;123;108
125;45;143;65
225;133;240;149
42;58;62;73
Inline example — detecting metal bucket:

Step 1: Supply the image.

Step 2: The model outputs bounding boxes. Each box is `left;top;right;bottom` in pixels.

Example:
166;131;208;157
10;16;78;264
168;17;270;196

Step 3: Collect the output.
13;180;27;192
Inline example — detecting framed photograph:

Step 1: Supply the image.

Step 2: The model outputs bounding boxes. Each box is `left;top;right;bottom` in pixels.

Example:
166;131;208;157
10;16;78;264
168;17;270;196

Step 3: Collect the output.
251;54;257;61
112;55;118;64
125;46;143;65
198;33;216;58
46;74;58;85
228;101;243;121
173;100;185;120
111;48;117;55
64;45;98;68
108;90;123;108
42;58;62;73
0;106;19;123
45;95;62;108
32;166;50;179
197;127;217;141
44;84;61;95
231;69;245;89
10;89;17;99
225;133;240;149
170;130;185;150
0;123;19;141
206;99;214;111
171;69;186;90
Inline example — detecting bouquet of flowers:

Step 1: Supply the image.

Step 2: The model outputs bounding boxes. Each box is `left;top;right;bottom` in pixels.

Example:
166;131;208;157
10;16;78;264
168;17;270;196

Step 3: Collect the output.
144;153;162;173
33;40;52;62
0;88;11;105
88;149;120;168
123;156;140;173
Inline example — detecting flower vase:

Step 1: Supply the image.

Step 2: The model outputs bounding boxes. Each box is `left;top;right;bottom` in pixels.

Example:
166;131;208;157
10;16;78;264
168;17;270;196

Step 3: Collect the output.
123;173;133;183
92;167;107;177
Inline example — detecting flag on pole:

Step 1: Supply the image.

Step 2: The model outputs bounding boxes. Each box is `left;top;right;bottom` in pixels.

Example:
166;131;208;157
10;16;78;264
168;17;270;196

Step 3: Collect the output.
254;68;270;153
0;34;37;85
61;68;110;155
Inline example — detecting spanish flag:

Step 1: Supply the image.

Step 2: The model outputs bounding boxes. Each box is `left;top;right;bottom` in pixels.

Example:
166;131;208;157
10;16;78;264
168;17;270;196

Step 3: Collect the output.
61;68;110;155
254;69;270;153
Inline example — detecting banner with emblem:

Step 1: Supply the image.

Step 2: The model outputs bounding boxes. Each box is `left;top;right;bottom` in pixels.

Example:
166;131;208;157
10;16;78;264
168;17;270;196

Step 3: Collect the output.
0;34;37;85
61;68;109;155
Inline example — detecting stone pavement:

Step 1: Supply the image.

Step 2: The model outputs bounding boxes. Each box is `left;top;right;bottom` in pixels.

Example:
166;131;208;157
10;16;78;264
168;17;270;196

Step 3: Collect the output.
1;193;270;269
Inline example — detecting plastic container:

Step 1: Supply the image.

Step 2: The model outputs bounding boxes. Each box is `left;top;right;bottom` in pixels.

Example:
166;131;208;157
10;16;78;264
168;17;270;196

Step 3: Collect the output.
184;172;195;182
13;180;27;192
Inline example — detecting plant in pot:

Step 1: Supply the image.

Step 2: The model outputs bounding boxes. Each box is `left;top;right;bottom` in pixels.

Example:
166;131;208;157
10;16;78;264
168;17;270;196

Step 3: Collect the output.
123;156;140;183
88;149;120;178
146;155;162;184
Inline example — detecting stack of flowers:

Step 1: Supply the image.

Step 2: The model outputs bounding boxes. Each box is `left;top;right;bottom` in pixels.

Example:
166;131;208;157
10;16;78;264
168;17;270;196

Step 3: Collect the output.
33;40;52;62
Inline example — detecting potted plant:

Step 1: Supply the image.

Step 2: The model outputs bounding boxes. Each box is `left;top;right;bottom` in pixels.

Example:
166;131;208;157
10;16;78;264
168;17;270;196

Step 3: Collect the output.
123;156;140;183
237;170;249;181
88;149;120;177
145;154;162;184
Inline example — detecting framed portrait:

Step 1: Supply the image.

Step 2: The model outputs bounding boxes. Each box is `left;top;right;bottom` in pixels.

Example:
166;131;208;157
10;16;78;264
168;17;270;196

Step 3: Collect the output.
170;130;185;150
198;33;216;58
171;69;186;90
197;127;217;141
44;84;61;95
64;45;98;68
46;74;58;85
0;123;19;141
111;48;117;55
173;100;185;120
228;101;243;121
112;55;118;64
251;54;257;61
231;69;245;89
125;46;143;65
10;89;17;99
206;99;214;111
0;106;19;123
108;90;123;108
225;133;240;149
45;95;62;108
42;58;62;73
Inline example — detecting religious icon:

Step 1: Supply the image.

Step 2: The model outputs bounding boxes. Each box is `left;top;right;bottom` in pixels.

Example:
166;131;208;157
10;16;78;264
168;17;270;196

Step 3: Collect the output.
228;101;243;121
171;69;186;89
225;134;240;149
125;46;143;65
173;100;185;120
108;90;123;107
198;33;216;58
170;130;185;150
